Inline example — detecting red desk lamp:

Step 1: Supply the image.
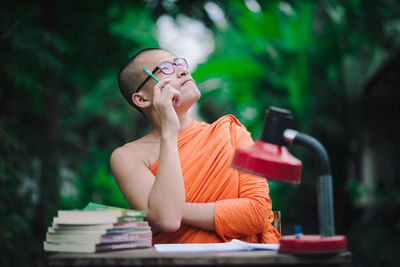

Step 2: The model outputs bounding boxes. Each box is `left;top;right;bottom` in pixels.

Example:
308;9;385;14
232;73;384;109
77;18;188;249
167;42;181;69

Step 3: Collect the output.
231;106;347;254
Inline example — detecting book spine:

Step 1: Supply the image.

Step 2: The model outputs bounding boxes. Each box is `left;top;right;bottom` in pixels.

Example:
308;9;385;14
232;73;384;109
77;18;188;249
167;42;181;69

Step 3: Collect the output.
95;239;152;252
107;226;151;234
117;217;144;222
84;202;147;217
100;231;152;243
114;221;149;228
53;217;119;225
125;210;146;217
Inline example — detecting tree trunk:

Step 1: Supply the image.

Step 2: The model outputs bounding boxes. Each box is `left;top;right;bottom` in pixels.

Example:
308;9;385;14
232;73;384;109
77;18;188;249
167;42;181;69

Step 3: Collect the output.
32;0;61;245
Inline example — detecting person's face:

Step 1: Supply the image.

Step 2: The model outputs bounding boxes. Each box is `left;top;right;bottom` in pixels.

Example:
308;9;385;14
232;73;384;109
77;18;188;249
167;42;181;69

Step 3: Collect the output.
138;50;201;110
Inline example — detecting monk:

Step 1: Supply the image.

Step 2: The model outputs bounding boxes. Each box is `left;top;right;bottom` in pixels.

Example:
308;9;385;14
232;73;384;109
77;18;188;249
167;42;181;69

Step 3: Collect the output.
111;48;280;244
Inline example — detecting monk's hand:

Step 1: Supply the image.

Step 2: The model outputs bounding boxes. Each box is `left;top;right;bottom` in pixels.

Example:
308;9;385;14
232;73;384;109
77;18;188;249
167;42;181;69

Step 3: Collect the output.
153;79;182;135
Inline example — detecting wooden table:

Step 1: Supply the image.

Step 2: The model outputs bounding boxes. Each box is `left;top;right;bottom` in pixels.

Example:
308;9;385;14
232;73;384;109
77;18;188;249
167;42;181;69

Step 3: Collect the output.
47;248;352;267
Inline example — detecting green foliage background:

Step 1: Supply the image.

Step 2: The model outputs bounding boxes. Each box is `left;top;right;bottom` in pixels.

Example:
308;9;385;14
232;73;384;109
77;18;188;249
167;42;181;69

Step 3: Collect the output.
1;0;399;266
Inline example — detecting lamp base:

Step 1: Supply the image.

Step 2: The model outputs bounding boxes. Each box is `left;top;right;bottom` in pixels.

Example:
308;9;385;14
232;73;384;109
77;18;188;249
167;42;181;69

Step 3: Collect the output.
279;235;347;254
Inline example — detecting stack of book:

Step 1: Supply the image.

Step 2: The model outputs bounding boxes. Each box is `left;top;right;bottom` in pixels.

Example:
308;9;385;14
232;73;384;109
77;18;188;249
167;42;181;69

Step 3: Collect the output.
43;202;152;253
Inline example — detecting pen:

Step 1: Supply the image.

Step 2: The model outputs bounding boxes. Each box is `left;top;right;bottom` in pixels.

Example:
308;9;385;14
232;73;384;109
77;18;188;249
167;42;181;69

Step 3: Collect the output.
143;66;159;83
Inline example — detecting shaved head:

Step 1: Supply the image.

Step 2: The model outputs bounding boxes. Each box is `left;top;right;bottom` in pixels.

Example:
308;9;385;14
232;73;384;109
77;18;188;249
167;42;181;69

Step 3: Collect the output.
118;48;161;107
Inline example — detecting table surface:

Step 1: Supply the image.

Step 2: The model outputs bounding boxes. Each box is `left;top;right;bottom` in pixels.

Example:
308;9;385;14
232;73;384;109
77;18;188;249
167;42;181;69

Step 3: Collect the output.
47;247;352;266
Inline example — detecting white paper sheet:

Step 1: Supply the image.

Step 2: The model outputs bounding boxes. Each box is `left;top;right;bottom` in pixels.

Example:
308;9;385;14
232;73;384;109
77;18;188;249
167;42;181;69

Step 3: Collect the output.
154;239;280;253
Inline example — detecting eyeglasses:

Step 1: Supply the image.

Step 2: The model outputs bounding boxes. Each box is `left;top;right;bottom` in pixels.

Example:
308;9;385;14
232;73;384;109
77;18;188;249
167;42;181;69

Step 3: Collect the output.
134;58;189;93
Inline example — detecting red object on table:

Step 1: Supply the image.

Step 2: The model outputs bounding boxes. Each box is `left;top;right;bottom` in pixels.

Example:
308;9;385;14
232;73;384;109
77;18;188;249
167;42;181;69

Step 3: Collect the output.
279;235;347;254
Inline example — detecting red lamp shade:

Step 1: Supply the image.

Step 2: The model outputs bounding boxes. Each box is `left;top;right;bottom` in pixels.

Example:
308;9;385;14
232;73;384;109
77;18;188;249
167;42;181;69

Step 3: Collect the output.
231;140;302;183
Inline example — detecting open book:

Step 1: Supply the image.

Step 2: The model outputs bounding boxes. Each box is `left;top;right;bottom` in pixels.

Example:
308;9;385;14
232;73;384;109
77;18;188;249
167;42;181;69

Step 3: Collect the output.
154;239;279;253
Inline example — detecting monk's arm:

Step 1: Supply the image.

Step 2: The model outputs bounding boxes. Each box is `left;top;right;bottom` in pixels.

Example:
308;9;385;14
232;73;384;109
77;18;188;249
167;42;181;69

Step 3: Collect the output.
182;203;215;231
110;135;185;232
206;121;278;241
181;174;272;236
111;80;186;233
148;134;186;231
213;172;274;240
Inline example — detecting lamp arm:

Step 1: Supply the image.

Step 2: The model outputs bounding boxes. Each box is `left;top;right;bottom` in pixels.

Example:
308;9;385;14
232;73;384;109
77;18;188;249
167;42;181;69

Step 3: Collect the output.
283;129;335;237
283;129;331;174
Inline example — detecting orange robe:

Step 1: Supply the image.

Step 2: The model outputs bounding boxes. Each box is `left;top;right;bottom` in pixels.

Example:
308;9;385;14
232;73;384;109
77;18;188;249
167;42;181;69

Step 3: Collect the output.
150;115;280;244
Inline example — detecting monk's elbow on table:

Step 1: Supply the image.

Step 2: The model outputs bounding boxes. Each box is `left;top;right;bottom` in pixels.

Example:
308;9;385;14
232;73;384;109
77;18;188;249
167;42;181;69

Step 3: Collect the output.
147;210;182;233
157;218;181;233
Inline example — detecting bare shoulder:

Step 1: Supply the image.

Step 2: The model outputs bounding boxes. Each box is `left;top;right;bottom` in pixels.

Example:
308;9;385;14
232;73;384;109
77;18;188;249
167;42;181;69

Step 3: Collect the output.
111;142;138;163
110;138;159;170
110;142;141;168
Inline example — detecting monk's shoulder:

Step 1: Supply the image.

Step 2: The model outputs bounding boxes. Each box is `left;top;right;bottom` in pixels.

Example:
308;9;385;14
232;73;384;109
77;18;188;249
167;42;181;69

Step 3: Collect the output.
110;142;139;166
110;139;157;169
208;115;253;146
212;115;248;134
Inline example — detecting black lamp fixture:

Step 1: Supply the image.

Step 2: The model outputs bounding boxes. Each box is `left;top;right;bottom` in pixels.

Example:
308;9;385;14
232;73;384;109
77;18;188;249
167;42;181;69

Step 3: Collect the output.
231;106;347;254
